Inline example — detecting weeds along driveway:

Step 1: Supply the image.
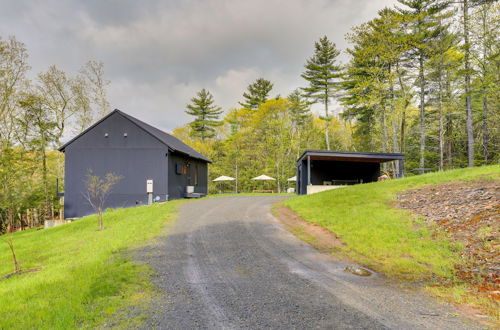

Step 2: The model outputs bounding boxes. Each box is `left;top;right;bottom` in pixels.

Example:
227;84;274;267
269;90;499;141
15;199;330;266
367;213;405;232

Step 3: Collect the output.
137;196;480;329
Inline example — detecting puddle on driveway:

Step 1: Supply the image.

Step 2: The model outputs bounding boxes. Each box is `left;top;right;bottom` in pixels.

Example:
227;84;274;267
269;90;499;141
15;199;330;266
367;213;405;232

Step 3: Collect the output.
344;265;372;277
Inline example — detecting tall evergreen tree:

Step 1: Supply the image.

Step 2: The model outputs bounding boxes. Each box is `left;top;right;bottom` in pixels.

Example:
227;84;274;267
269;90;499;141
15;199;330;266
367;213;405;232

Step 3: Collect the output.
340;35;379;151
471;2;500;163
458;0;497;167
462;0;475;167
340;10;409;154
397;0;450;173
185;89;222;141
301;36;342;150
426;9;457;171
239;78;273;110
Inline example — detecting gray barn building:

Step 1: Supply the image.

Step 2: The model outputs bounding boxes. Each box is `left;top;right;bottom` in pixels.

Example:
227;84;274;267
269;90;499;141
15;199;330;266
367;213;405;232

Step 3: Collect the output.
59;109;210;218
296;150;404;195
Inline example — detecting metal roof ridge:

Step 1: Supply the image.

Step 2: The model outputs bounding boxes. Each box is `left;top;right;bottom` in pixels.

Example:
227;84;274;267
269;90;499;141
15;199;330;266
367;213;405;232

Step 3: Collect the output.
58;109;210;163
297;149;405;162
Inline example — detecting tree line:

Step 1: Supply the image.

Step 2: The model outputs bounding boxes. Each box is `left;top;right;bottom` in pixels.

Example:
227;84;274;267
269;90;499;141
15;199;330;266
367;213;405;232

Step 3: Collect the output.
0;36;110;233
181;0;499;192
0;0;498;232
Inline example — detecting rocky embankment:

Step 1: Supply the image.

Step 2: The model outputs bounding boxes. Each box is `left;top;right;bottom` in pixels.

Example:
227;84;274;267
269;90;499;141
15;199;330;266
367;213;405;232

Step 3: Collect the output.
398;180;499;299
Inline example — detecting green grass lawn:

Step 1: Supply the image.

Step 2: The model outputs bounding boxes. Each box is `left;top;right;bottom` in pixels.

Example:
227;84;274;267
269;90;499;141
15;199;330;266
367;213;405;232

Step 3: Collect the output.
282;165;499;281
0;201;181;329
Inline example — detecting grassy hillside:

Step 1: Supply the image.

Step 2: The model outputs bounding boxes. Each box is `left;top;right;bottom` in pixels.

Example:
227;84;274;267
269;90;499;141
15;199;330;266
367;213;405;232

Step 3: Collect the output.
0;201;181;329
282;165;499;281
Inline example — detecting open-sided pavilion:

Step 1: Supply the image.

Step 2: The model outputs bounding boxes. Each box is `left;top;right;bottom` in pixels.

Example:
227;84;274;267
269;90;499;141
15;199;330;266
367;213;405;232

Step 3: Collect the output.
296;150;404;195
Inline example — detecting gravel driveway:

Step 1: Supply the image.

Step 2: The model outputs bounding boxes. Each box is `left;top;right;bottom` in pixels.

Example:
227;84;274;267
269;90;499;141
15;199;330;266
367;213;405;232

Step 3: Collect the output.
137;196;480;329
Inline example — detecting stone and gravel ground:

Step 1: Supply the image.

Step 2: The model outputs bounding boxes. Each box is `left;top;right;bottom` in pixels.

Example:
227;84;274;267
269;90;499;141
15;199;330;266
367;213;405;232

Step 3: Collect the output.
136;196;480;329
398;180;499;301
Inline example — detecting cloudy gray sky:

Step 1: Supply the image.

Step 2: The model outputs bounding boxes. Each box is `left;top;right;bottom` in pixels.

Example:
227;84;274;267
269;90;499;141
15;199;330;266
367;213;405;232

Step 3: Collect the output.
1;0;398;133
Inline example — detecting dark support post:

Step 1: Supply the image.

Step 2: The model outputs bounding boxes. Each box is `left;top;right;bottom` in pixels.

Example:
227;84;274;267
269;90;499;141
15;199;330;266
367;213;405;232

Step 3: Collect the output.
296;164;300;194
398;159;404;178
307;156;311;185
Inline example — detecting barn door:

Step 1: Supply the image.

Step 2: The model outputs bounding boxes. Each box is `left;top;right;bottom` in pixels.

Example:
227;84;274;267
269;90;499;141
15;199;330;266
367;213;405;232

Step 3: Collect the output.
186;162;192;186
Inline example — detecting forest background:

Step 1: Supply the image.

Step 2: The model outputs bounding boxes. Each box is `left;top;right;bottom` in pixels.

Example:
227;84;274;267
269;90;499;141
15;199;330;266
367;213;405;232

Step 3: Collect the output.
0;0;498;233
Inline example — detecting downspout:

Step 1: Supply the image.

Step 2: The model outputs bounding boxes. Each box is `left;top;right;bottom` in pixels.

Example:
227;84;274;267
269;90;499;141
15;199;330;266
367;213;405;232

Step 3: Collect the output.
165;152;169;201
307;155;311;195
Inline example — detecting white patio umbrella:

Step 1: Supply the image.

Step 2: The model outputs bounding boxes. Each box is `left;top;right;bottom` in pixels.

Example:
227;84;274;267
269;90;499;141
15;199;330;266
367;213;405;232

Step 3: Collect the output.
286;176;297;193
251;174;276;181
212;175;236;194
212;175;235;182
251;174;276;192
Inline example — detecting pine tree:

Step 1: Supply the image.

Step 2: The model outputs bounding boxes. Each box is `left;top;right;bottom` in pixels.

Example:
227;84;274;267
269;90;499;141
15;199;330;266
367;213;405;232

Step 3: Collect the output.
185;89;222;141
453;0;497;167
342;43;386;151
462;0;475;167
428;28;459;171
397;0;450;173
301;36;342;150
471;2;500;163
239;78;273;110
340;10;407;153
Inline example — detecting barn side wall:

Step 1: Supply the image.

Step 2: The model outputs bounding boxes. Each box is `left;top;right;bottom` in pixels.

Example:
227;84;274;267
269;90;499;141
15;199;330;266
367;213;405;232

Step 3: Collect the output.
167;153;208;200
63;112;169;218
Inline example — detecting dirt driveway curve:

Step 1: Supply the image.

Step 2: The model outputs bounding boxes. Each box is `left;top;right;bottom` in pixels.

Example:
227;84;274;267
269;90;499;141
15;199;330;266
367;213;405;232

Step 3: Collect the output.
138;196;480;329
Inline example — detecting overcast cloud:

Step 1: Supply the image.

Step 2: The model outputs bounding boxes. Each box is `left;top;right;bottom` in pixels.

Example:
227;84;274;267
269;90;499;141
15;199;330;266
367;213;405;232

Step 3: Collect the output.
0;0;398;134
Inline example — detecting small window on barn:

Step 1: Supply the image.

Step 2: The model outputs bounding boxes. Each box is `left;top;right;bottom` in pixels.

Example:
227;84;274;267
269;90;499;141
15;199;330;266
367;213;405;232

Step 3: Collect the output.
176;162;189;175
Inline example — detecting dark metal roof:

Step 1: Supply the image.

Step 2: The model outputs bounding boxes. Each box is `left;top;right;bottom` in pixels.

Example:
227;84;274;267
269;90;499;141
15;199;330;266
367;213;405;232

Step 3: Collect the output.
298;150;404;163
59;109;210;163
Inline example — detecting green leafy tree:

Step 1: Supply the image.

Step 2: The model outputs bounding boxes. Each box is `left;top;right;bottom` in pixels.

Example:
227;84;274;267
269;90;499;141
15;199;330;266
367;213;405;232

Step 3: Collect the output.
239;78;273;110
185;89;223;141
301;36;342;150
0;35;112;233
287;89;310;128
288;89;312;158
79;60;110;119
0;36;30;145
83;171;122;231
18;93;58;220
0;146;37;232
36;66;76;145
2;236;20;273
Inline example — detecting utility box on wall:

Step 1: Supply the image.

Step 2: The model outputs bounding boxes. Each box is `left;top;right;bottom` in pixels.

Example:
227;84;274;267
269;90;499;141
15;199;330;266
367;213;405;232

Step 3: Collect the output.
147;179;154;205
